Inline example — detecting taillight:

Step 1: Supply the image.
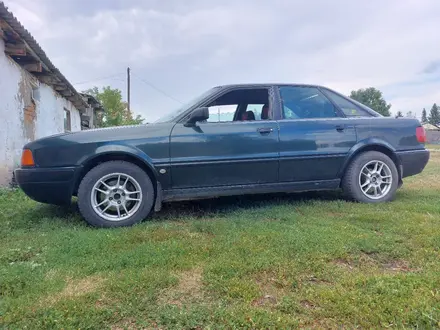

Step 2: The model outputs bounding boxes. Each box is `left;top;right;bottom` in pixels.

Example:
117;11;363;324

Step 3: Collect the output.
416;126;427;143
21;149;35;166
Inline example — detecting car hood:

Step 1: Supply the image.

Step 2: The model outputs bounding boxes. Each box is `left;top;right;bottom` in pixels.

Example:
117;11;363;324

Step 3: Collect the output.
26;122;175;149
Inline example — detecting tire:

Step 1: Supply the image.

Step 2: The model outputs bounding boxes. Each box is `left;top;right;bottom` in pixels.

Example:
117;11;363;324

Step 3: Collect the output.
77;161;155;228
342;151;399;203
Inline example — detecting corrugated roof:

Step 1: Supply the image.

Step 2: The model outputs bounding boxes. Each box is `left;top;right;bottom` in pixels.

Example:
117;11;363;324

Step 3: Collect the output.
0;1;88;111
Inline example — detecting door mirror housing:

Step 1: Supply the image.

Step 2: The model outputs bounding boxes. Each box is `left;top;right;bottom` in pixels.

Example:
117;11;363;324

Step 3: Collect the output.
185;107;209;126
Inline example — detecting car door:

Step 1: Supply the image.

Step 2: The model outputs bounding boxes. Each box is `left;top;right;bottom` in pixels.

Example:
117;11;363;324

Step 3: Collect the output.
169;88;279;189
276;85;357;182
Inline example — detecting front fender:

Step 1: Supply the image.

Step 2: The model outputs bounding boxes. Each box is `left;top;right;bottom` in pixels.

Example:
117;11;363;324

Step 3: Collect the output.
77;142;159;181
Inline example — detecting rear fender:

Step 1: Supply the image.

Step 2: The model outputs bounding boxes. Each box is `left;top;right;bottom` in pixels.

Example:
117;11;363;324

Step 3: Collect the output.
338;138;402;179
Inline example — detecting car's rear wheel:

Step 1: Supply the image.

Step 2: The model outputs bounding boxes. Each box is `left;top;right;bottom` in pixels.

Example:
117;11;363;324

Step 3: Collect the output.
342;151;399;203
77;161;154;227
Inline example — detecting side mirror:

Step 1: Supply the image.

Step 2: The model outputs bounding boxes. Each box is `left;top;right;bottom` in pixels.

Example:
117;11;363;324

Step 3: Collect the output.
185;107;209;126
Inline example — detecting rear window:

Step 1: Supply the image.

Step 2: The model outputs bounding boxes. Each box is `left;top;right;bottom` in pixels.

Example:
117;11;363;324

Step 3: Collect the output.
323;89;372;117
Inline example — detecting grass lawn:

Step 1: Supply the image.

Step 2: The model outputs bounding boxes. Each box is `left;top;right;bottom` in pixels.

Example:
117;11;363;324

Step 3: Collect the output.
1;152;440;329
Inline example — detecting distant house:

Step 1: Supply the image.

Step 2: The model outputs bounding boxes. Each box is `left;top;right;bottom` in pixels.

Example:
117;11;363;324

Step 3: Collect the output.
0;2;103;186
422;123;440;145
422;123;440;131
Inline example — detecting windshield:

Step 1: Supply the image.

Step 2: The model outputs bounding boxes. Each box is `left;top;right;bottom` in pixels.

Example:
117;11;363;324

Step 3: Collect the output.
155;87;221;123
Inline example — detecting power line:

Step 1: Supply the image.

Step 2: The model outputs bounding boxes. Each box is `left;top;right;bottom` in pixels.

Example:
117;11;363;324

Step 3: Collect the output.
72;73;125;86
131;72;182;104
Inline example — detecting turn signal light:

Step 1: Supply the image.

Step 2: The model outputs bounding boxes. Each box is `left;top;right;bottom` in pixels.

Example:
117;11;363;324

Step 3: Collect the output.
21;149;35;166
416;126;427;143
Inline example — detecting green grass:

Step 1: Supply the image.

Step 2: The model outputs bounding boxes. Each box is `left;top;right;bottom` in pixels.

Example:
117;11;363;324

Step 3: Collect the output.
427;143;440;150
1;153;440;329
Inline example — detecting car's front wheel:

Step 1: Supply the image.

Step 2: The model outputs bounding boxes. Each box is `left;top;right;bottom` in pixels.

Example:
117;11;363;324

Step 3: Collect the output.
77;161;154;227
342;151;399;203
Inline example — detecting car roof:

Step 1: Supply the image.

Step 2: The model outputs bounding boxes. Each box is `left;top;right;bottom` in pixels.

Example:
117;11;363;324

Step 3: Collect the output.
214;83;327;89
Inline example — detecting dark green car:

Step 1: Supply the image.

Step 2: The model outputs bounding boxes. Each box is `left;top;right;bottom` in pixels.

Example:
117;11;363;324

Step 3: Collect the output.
15;84;430;227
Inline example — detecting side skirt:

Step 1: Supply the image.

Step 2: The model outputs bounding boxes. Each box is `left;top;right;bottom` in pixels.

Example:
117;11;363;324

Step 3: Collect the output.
162;179;341;202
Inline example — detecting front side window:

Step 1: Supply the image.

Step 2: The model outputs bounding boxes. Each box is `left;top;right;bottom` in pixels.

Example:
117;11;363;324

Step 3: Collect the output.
207;105;238;122
204;88;270;123
246;104;272;121
279;86;338;119
322;89;372;117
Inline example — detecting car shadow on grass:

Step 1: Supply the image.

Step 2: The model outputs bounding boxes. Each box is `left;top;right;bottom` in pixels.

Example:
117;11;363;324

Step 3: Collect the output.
152;190;344;222
24;191;343;228
21;200;86;228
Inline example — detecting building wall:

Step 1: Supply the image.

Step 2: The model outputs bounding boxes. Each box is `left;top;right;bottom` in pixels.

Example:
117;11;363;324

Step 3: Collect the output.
427;131;440;144
0;39;81;186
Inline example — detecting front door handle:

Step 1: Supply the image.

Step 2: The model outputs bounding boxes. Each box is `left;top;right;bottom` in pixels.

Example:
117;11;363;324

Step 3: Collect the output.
335;125;345;132
257;127;273;135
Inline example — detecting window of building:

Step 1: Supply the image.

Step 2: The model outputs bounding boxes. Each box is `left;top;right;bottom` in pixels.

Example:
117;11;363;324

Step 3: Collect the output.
279;86;338;119
322;89;372;117
31;86;40;103
64;109;71;132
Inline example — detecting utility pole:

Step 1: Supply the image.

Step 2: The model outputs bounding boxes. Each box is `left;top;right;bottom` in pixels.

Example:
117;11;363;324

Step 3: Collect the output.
127;67;131;112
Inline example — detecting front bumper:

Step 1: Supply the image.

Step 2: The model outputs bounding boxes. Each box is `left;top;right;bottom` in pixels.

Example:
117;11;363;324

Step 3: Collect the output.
14;167;78;205
397;149;430;178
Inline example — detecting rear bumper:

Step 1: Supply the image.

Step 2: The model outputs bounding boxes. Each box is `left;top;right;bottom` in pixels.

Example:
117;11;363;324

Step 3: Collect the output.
397;149;430;178
14;167;77;205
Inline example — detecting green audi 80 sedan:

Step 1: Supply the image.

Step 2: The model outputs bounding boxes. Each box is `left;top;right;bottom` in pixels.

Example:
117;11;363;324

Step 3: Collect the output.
15;84;430;227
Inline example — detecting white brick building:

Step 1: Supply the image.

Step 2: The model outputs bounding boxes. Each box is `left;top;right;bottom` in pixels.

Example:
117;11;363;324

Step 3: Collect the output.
0;2;102;186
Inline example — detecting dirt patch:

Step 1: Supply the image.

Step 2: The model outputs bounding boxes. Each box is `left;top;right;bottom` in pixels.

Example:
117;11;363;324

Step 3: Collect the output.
382;259;421;273
332;258;354;270
158;268;204;307
251;294;277;307
304;274;332;285
42;275;105;306
333;255;420;274
110;318;164;330
110;318;162;330
111;318;138;330
252;271;291;308
300;300;319;310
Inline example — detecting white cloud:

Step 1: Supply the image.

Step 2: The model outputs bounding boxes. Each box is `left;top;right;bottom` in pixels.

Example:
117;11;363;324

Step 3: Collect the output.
3;0;440;121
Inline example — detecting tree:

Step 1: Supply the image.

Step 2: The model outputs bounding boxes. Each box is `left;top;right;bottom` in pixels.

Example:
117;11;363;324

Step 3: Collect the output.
83;86;145;127
406;111;415;119
428;103;440;126
395;111;403;118
350;87;391;116
421;108;428;123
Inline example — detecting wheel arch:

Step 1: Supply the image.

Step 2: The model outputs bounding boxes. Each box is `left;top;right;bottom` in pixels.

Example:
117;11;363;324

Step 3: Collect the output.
73;149;159;197
339;140;402;182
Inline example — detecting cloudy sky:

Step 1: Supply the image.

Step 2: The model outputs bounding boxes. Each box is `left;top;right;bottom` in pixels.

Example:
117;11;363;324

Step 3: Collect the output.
4;0;440;121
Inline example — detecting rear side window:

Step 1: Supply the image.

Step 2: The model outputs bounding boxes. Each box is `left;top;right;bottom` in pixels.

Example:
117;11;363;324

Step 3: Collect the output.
279;86;338;119
323;89;372;117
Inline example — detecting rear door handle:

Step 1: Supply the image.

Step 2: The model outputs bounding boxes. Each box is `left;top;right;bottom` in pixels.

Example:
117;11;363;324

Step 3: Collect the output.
257;127;273;135
335;125;345;132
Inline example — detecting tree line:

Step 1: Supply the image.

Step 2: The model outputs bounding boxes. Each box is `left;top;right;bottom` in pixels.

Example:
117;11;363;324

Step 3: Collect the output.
84;85;439;128
84;86;145;128
395;104;439;125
